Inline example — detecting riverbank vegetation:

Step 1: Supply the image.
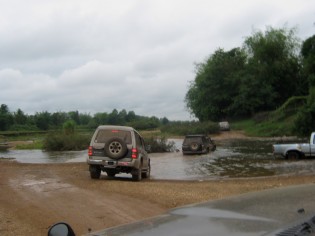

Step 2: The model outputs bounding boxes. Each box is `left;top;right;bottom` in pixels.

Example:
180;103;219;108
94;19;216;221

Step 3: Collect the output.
185;27;315;137
232;96;308;137
0;105;169;132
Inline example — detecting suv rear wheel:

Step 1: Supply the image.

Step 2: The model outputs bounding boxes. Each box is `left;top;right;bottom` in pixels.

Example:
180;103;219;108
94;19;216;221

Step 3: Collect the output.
142;163;151;179
90;165;101;179
132;166;142;181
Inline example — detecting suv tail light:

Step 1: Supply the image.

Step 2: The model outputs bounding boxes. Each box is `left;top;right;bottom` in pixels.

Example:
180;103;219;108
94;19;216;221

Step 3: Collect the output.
131;148;138;159
88;146;93;156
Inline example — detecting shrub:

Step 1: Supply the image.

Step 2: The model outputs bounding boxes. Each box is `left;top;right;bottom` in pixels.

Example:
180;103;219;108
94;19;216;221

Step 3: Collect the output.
144;136;176;153
43;132;90;151
63;120;76;135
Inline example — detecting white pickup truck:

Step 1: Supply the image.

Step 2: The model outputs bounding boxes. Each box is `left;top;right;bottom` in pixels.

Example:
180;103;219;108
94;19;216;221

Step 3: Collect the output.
272;132;315;159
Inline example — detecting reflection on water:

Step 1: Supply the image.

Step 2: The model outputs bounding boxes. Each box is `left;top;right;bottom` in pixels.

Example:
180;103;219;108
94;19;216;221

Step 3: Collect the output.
2;138;315;179
0;149;87;163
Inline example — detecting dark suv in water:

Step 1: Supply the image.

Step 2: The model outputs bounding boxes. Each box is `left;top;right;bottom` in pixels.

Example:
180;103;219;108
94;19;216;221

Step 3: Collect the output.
182;134;216;155
87;125;150;181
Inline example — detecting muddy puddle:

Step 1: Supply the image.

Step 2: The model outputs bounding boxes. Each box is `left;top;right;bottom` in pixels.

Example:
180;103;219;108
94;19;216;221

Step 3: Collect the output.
1;138;315;179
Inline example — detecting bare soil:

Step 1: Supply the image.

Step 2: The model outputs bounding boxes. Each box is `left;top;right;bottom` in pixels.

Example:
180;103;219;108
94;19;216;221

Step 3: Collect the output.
1;131;315;235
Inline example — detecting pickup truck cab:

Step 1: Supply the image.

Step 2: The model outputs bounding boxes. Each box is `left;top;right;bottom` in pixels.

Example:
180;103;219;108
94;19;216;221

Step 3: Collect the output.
273;132;315;160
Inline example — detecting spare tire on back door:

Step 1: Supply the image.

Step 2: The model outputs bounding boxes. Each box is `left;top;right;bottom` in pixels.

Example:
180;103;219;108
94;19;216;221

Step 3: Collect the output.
190;142;200;151
104;137;127;159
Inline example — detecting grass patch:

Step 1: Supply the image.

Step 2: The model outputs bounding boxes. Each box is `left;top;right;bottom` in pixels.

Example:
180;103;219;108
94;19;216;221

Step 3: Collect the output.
139;129;163;138
232;115;296;137
15;140;43;150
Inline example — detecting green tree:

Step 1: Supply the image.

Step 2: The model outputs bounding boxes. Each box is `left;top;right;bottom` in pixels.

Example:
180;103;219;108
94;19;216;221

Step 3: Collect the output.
118;109;127;124
240;26;305;112
34;111;51;130
301;35;315;75
79;113;92;125
126;111;136;122
0;104;13;131
185;47;246;121
14;108;27;125
161;117;169;125
68;111;80;125
11;109;37;130
93;112;108;125
186;26;307;121
51;112;67;127
293;35;315;136
108;109;120;125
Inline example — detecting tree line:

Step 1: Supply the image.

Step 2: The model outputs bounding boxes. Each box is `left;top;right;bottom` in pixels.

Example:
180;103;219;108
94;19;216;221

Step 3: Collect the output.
185;26;314;124
0;104;170;131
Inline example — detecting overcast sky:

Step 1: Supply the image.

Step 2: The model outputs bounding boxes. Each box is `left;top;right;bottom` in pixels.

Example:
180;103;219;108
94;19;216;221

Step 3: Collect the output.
0;0;314;120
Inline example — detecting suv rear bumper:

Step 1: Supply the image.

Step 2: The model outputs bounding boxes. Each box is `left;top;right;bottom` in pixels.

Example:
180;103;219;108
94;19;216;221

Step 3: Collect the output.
182;149;208;155
87;157;140;169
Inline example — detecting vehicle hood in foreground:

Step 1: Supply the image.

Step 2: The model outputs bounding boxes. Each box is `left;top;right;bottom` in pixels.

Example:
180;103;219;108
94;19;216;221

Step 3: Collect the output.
89;183;315;236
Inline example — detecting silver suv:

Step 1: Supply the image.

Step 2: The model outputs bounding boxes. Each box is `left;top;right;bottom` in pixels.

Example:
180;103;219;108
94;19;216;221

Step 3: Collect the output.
87;125;150;181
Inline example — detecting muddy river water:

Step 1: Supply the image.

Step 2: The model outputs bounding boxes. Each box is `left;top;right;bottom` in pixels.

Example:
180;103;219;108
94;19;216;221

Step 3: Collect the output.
1;138;315;180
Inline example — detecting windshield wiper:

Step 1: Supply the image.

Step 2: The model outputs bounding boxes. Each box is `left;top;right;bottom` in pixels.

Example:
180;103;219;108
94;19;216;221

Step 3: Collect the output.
276;215;315;236
294;220;315;236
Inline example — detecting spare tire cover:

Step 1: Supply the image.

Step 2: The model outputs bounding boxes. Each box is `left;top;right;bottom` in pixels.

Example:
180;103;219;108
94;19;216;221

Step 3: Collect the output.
104;137;128;159
190;142;200;151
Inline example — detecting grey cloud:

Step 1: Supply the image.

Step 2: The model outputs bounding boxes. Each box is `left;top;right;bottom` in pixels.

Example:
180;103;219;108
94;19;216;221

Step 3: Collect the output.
0;0;314;120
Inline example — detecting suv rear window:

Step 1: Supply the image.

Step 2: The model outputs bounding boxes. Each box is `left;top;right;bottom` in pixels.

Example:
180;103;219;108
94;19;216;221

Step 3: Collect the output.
94;130;132;144
183;137;202;144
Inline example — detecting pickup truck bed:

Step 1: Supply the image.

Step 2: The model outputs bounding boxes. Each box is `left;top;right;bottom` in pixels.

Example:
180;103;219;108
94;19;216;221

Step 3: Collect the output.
273;132;315;160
